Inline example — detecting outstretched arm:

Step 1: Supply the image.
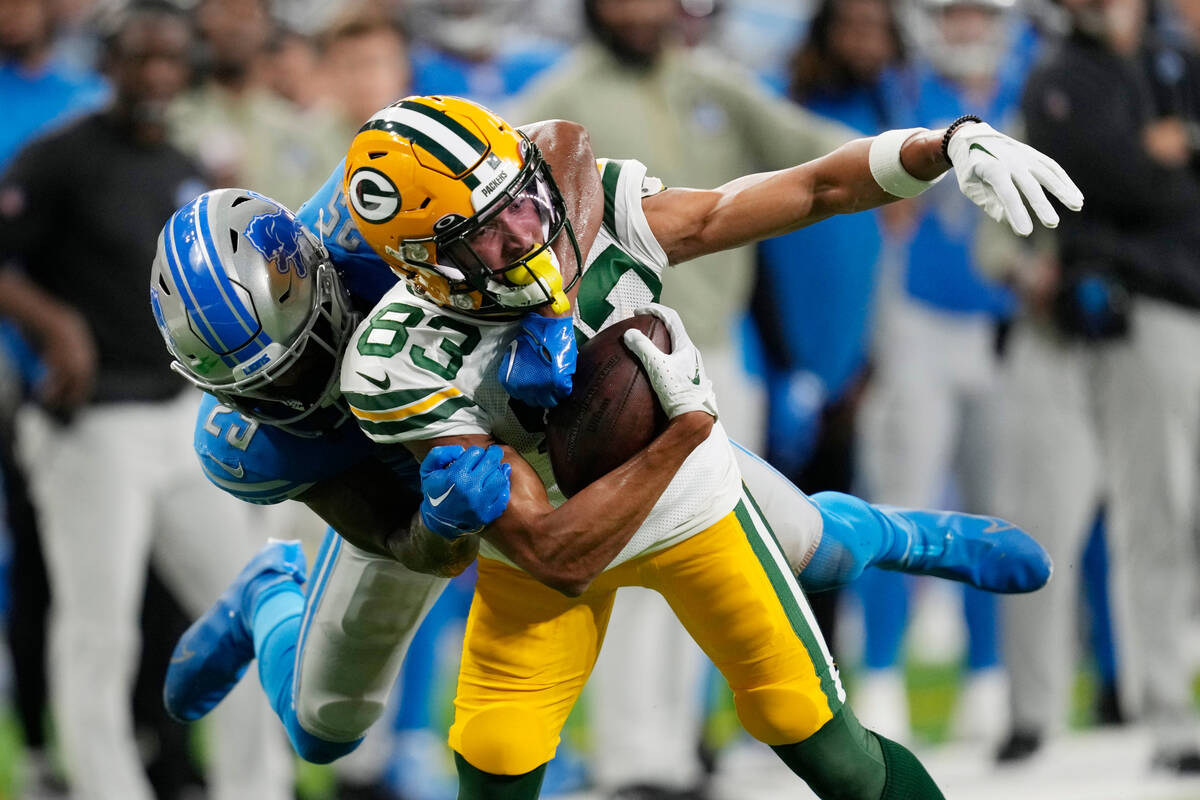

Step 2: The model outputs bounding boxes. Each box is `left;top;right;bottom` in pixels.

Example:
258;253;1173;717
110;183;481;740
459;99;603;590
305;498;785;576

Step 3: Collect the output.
645;122;1084;265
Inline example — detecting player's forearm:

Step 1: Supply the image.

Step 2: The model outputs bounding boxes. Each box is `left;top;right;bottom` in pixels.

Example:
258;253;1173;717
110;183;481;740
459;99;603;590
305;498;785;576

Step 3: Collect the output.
661;129;950;264
489;412;713;596
299;461;476;576
387;513;480;578
806;129;950;215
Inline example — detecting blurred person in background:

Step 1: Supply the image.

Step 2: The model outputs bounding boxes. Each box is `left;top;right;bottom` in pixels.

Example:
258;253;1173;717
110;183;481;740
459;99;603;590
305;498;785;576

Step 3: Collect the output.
514;1;853;795
749;0;908;660
853;0;1026;745
47;0;107;74
976;213;1124;763
1171;0;1200;38
1004;0;1200;772
0;0;108;167
169;0;345;210
320;5;412;133
0;5;292;799
404;0;567;110
262;27;336;124
0;0;108;795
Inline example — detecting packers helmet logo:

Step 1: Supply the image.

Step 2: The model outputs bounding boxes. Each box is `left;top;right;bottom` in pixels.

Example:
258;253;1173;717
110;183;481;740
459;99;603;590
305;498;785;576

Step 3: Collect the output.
348;167;401;224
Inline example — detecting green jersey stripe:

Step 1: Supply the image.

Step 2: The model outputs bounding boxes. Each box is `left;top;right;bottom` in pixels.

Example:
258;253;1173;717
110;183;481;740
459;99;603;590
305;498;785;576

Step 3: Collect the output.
601;160;621;235
734;494;846;711
354;395;477;438
343;387;458;413
739;487;842;695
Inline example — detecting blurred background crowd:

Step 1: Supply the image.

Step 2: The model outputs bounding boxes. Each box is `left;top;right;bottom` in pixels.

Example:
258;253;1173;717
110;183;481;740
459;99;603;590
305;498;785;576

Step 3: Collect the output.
2;0;1200;798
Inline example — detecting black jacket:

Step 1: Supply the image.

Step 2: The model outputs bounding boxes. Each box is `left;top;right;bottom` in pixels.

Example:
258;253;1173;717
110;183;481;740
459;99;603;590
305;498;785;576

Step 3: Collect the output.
1023;31;1200;310
0;111;204;403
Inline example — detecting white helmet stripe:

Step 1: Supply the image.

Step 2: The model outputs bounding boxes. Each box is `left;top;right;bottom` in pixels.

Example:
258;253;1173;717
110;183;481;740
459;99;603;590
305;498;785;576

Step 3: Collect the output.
368;106;485;173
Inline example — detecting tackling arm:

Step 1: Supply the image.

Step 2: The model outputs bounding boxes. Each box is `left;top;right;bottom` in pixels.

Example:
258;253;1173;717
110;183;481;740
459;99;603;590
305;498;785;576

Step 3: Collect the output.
295;458;479;577
519;120;604;305
405;410;713;597
496;121;604;407
520;120;604;309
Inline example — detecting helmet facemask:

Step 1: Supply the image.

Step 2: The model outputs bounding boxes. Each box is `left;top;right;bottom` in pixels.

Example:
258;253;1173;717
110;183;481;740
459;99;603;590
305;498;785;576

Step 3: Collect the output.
190;263;357;435
397;138;581;317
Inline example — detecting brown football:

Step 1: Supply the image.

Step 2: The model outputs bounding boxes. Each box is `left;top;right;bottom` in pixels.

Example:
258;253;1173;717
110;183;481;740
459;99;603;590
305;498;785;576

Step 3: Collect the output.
545;315;671;497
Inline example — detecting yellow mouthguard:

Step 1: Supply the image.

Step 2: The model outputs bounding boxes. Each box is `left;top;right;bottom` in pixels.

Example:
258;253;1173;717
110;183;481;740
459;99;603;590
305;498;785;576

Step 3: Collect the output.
505;248;570;314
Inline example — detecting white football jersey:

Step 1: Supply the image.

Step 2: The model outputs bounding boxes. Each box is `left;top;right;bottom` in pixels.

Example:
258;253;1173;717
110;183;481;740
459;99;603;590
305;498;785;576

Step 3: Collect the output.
341;159;741;569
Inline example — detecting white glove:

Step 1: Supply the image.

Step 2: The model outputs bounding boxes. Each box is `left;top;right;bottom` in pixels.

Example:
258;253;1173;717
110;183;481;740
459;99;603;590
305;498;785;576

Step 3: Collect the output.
947;122;1084;237
622;304;719;420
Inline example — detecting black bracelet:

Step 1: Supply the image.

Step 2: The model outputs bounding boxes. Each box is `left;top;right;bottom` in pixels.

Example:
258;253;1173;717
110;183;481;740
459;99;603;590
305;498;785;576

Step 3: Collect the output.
941;114;983;165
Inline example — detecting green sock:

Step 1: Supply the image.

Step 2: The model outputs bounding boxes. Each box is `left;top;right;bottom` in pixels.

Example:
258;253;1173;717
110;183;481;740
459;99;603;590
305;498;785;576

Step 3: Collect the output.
874;733;945;800
454;752;546;800
771;707;887;799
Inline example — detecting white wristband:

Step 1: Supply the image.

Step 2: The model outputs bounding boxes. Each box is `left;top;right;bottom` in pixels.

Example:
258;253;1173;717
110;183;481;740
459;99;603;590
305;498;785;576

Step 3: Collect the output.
869;128;944;198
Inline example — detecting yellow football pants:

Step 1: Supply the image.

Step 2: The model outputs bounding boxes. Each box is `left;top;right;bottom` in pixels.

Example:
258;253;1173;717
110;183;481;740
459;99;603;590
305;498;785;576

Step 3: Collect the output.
449;489;846;775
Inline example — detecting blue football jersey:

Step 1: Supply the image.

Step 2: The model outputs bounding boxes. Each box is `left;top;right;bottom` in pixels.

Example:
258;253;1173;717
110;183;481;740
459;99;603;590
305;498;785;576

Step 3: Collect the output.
193;392;418;505
296;158;398;310
193;168;423;508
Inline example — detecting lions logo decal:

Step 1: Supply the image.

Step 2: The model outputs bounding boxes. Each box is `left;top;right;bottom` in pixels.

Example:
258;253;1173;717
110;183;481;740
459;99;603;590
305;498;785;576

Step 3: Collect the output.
246;210;307;278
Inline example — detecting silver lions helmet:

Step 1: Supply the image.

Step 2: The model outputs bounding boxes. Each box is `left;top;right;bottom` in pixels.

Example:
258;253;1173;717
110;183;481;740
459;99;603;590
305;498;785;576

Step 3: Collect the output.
150;188;357;433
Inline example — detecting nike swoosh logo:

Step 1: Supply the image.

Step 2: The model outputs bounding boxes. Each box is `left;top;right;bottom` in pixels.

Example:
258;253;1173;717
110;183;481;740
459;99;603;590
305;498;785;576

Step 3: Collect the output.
504;340;519;382
969;142;997;159
982;519;1016;534
428;484;455;507
212;460;245;479
357;370;391;391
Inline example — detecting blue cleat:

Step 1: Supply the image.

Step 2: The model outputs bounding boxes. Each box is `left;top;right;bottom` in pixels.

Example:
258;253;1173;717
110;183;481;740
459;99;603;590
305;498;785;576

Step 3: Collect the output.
876;508;1053;593
164;539;307;722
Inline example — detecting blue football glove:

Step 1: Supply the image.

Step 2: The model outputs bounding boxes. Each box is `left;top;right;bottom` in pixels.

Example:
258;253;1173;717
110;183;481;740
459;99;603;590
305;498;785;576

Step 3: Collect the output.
766;370;826;477
497;313;577;408
419;445;512;540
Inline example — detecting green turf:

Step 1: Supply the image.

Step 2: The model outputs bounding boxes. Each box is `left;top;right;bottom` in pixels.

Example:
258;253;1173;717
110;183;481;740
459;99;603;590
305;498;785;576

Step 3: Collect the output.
2;660;1196;798
0;707;20;794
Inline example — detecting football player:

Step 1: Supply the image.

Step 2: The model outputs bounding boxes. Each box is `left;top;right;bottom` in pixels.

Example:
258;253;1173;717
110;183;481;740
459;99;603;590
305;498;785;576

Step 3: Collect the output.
330;96;1076;799
156;102;1064;790
150;175;717;764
